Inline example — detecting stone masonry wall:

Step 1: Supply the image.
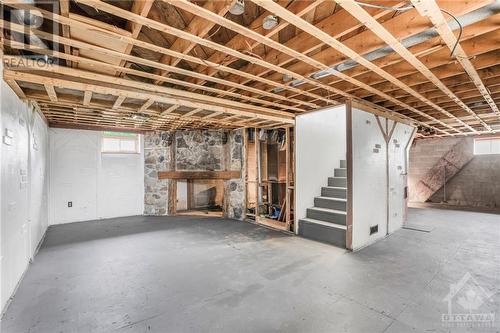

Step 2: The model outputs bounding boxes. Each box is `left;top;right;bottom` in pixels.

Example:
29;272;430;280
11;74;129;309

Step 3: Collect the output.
225;129;245;219
409;137;500;210
144;132;174;215
144;129;245;219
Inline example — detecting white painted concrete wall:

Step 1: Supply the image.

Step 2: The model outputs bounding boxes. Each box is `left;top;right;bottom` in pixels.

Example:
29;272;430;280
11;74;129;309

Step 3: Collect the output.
1;70;49;312
295;105;346;231
49;129;144;225
351;109;414;250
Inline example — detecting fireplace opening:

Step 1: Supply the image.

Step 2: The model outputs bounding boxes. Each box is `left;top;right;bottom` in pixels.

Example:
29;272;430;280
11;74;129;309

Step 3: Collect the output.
176;179;224;217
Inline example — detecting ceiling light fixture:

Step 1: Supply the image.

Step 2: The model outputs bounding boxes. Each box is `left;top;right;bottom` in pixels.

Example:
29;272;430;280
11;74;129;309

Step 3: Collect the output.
263;15;278;30
283;74;293;82
229;0;245;15
130;113;150;121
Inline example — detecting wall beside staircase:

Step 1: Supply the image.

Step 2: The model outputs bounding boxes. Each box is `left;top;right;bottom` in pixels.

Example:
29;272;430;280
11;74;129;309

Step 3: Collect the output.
350;108;414;250
295;105;346;228
1;69;49;313
409;137;500;210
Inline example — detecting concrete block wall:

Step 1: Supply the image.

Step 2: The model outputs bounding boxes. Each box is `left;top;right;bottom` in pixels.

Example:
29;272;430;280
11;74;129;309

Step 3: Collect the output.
409;137;500;210
408;137;461;199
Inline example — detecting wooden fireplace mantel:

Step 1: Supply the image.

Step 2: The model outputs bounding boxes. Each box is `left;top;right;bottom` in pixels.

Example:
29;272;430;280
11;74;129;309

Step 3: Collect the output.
158;170;241;180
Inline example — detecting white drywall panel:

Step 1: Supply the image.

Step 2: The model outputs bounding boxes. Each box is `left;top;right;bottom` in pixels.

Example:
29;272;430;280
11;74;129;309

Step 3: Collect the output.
295;105;346;232
49;129;144;225
351;110;387;250
388;122;414;233
1;70;49;312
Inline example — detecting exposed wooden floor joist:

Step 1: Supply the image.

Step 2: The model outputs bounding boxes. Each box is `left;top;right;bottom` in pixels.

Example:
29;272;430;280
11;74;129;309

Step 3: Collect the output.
0;0;497;134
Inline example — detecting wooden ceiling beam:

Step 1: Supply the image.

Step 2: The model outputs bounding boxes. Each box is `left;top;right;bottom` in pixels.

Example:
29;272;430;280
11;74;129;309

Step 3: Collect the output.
59;0;71;66
371;75;500;105
61;0;335;105
242;0;490;92
28;91;242;129
153;0;234;84
6;41;304;113
187;0;329;87
119;0;155;76
0;6;320;109
402;69;500;101
165;0;456;134
217;0;404;92
343;28;500;97
3;55;292;120
411;0;500;118
5;79;26;99
335;0;490;131
346;33;500;98
4;70;294;124
251;0;487;133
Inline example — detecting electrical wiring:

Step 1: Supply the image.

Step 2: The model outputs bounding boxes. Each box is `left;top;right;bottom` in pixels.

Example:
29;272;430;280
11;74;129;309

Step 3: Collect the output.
353;1;414;11
439;8;463;57
353;1;463;57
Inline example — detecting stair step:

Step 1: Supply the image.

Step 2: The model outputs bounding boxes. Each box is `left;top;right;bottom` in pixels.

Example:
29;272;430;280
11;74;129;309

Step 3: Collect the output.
334;168;347;177
321;186;347;199
328;177;347;187
298;218;346;248
306;207;346;225
340;160;347;168
314;196;347;211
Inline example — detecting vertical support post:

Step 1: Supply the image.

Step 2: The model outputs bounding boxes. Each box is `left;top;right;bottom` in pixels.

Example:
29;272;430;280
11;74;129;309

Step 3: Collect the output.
254;128;259;219
223;130;231;218
243;128;249;220
346;100;353;250
285;127;291;230
167;132;177;215
187;180;193;210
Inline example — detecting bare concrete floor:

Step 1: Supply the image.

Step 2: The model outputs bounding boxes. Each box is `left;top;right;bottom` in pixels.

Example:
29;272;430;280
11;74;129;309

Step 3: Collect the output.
1;208;499;333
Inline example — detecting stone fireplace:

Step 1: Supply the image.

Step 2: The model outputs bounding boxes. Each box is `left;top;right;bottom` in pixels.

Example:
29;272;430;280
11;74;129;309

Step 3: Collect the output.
144;129;245;219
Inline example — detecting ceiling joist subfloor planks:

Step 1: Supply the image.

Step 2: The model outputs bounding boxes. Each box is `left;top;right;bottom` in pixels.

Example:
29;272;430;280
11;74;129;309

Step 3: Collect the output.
0;0;498;135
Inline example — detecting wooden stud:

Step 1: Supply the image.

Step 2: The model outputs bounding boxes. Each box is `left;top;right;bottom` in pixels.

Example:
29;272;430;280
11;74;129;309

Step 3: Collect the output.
83;90;92;106
113;96;126;109
44;84;57;102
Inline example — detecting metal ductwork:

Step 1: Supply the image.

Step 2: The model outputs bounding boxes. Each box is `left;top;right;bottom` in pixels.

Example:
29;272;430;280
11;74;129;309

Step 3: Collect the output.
276;2;500;92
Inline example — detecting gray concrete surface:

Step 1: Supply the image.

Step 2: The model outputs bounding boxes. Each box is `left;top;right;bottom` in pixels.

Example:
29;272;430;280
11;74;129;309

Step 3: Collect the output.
1;208;499;332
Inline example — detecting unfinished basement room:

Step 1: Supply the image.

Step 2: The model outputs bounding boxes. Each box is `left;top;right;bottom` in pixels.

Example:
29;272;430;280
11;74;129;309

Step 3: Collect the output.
1;0;499;332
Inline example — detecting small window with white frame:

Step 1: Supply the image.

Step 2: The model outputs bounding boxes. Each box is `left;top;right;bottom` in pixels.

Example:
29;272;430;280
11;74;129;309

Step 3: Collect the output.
474;137;500;155
101;131;141;154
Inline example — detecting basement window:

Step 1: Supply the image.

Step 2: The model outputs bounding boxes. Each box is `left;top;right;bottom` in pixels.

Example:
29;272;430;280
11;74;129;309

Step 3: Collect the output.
474;137;500;155
101;132;140;154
